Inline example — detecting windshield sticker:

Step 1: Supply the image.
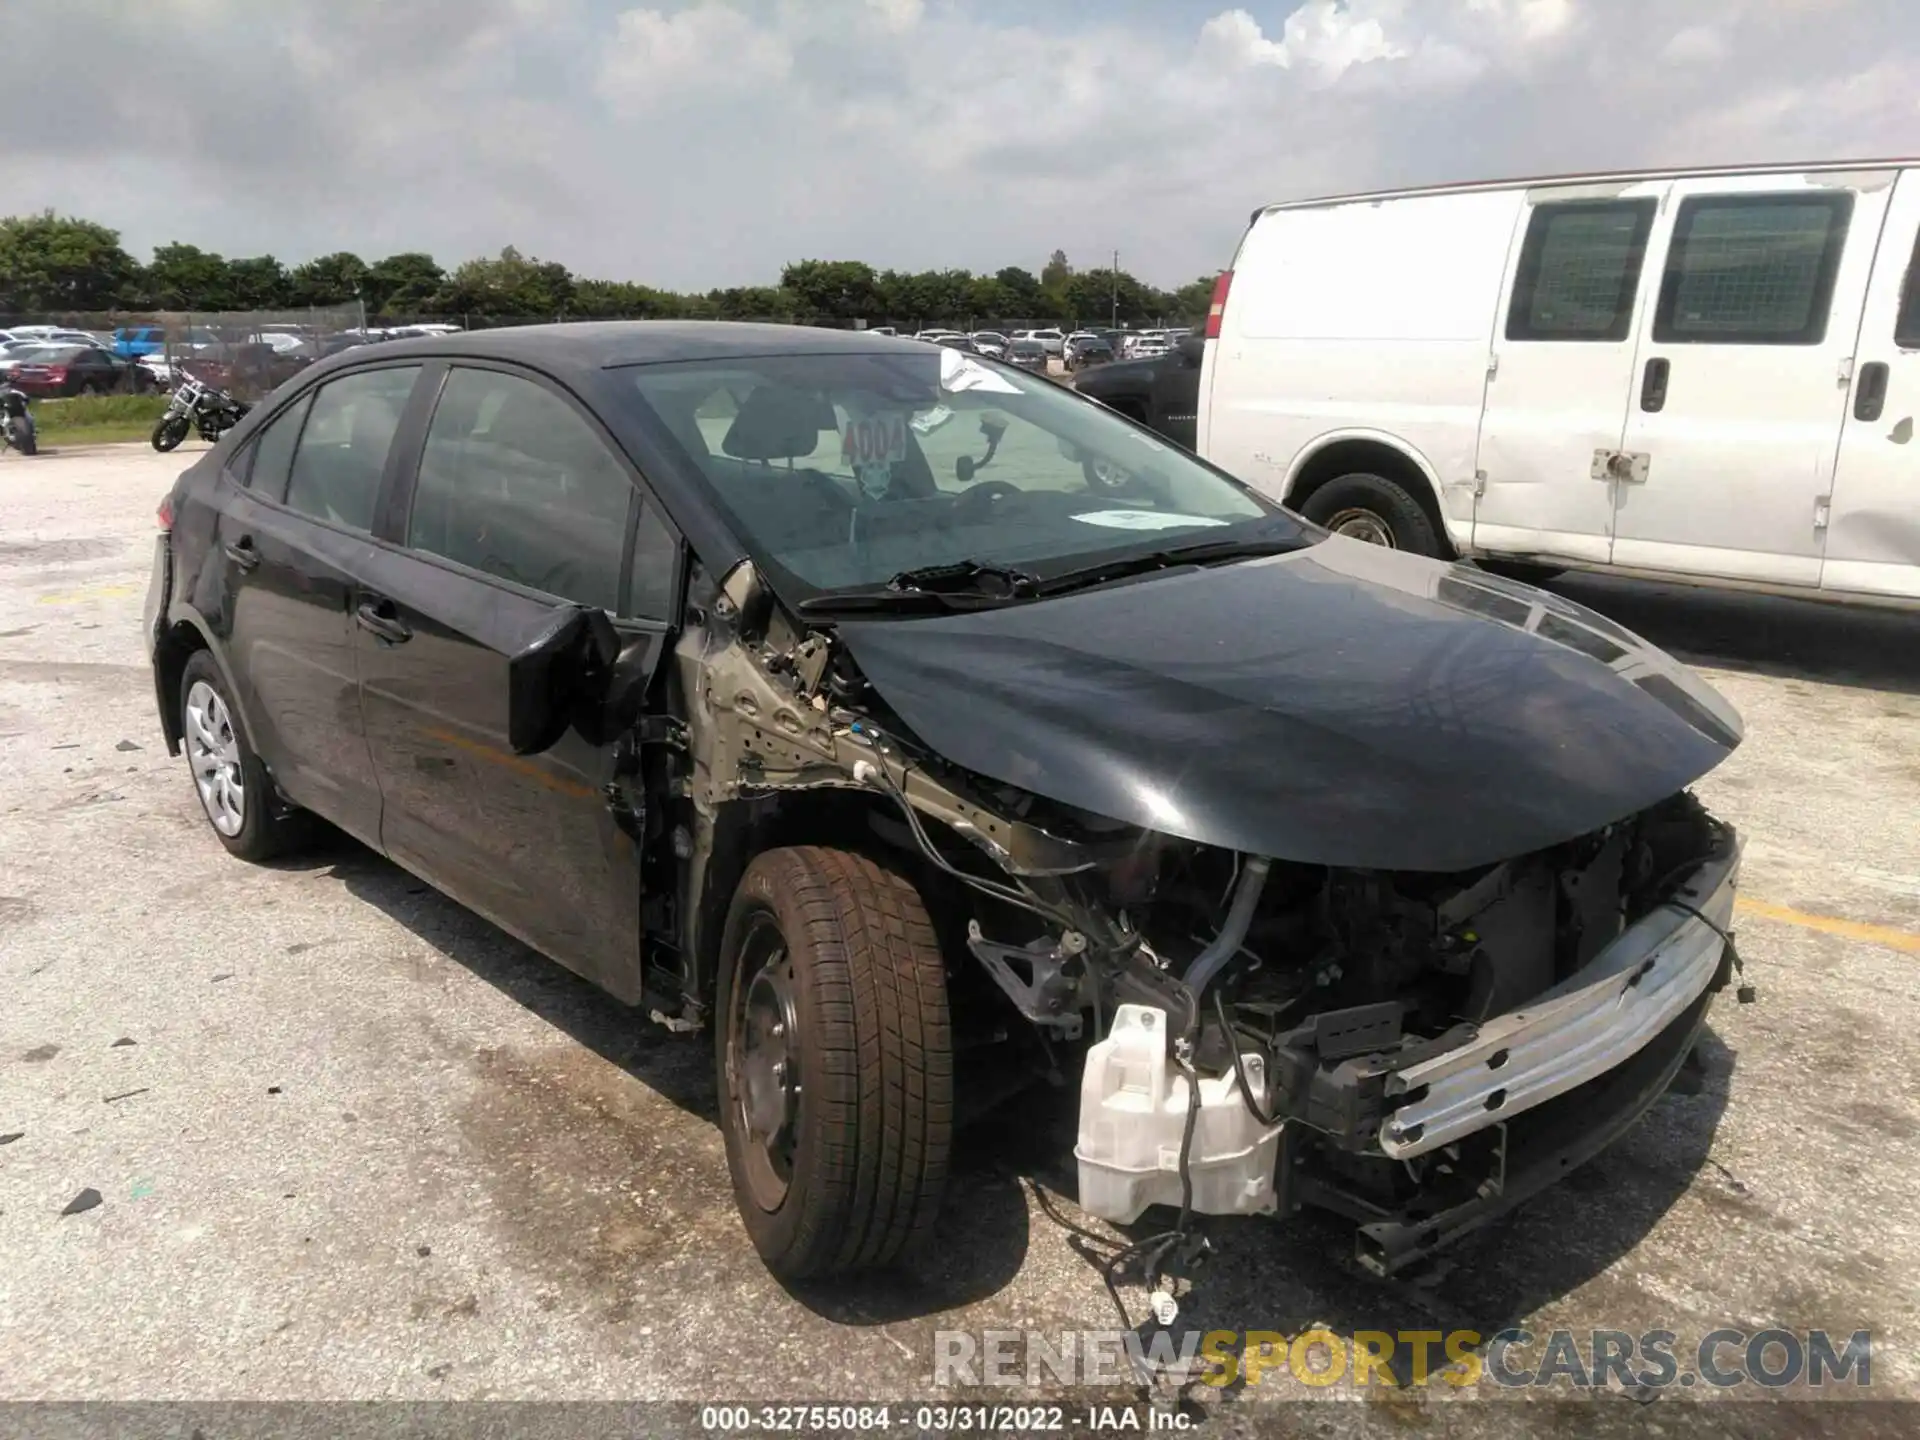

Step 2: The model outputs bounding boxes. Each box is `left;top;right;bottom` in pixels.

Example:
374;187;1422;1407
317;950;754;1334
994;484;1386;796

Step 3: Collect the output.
940;346;1021;395
1070;510;1231;531
840;411;908;466
911;404;955;435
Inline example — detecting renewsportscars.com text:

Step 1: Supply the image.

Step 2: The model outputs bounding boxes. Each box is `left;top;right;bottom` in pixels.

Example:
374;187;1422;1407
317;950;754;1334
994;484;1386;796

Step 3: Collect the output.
932;1327;1875;1391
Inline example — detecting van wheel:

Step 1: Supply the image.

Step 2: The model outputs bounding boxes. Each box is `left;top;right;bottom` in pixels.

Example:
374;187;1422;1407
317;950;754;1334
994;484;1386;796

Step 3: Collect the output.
716;846;952;1279
1301;473;1441;557
179;651;311;862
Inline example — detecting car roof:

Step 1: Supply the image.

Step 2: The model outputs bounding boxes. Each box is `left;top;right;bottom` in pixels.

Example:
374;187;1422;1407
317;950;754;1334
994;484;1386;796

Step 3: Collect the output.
359;320;923;375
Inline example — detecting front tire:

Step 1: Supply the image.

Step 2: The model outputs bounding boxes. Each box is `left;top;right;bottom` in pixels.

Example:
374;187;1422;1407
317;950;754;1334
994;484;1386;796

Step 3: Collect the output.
179;651;309;862
1300;471;1443;557
151;415;189;452
716;846;952;1280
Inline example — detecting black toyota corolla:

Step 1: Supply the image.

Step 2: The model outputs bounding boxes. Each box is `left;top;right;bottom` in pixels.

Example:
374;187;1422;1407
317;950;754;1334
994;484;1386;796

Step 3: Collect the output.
144;323;1746;1285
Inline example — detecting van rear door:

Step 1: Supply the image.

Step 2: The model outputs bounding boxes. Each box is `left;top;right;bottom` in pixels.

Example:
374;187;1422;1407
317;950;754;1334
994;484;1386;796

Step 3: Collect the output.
1473;180;1668;566
1610;169;1897;586
1822;167;1920;602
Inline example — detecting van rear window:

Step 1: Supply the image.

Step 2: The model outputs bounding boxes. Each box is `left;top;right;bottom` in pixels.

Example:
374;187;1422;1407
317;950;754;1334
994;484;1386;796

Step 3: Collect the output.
1506;199;1656;343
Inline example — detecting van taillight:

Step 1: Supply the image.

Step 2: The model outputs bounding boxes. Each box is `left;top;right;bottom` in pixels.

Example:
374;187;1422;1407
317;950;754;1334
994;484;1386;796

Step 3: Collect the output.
1203;271;1233;340
156;495;173;530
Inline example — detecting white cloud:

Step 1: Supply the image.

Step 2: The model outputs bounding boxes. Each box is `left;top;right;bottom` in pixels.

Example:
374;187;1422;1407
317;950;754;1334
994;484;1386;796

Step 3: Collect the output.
597;2;792;108
1465;0;1578;44
1198;4;1405;78
865;0;922;33
1661;24;1728;64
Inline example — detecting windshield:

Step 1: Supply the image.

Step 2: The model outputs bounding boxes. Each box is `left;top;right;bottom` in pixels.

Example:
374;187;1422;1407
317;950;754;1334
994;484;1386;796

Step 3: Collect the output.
625;347;1297;599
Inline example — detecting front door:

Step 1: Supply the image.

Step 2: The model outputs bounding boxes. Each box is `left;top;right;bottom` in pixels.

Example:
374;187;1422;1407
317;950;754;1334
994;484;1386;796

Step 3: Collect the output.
1473;182;1666;564
1611;171;1897;585
1824;169;1920;601
353;363;681;1002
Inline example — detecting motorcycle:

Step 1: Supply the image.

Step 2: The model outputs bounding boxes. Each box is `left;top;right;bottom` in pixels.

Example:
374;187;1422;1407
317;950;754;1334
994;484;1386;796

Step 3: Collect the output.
0;381;35;456
152;376;250;452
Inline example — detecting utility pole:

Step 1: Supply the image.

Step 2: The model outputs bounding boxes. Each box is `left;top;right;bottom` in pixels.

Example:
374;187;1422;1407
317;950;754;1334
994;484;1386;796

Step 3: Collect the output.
1111;250;1119;329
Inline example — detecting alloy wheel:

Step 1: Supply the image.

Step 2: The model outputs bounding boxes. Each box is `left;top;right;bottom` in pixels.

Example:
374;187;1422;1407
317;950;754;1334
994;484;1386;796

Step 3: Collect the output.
184;679;246;836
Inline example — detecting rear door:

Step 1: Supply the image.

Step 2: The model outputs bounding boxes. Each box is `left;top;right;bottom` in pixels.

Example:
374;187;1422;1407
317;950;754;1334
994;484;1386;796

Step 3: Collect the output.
212;362;422;844
353;362;682;1001
1473;182;1666;564
1823;168;1920;601
1611;170;1897;585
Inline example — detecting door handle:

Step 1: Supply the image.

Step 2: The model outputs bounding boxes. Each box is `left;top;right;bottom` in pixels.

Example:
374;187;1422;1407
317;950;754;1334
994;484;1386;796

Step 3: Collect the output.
1855;361;1890;422
354;598;412;645
223;537;261;572
1640;357;1670;413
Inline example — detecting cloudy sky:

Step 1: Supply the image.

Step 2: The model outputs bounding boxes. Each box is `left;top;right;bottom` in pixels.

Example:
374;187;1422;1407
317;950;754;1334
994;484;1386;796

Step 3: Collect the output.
3;0;1916;289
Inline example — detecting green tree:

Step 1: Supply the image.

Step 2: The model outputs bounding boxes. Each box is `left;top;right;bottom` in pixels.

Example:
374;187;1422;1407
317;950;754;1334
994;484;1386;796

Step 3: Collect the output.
287;251;369;307
224;255;291;309
0;212;141;311
146;243;238;310
1169;274;1218;325
1039;249;1072;290
435;246;575;317
779;259;882;323
363;252;446;316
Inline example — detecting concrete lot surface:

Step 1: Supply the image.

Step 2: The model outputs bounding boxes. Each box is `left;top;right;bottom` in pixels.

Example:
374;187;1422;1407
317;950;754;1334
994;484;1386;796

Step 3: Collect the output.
2;443;1918;1433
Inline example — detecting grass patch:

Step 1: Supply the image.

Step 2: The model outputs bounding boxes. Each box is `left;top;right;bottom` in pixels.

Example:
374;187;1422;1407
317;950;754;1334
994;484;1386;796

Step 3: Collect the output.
32;393;170;447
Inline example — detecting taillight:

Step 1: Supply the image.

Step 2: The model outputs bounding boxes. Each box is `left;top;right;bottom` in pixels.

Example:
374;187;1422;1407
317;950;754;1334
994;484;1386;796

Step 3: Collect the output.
156;495;173;530
1203;271;1233;340
45;366;68;383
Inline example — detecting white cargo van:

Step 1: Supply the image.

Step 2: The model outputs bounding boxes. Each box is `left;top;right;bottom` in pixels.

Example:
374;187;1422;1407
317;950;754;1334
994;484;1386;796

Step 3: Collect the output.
1198;160;1920;606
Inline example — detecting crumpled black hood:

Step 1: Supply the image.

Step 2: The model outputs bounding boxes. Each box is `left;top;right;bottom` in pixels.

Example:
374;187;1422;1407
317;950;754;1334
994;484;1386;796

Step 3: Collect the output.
836;537;1742;872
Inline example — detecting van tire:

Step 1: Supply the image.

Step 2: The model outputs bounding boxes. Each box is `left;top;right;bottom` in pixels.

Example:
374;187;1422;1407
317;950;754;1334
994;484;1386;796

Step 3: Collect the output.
1301;473;1441;557
716;846;952;1279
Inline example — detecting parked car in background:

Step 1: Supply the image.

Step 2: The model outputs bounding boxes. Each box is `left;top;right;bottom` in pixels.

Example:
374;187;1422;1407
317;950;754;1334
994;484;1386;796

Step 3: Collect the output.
1064;333;1115;371
113;326;170;358
1200;158;1920;606
969;331;1009;358
181;342;309;397
1016;328;1065;356
1123;331;1170;360
1074;334;1205;450
1005;336;1049;373
933;335;980;353
9;344;155;396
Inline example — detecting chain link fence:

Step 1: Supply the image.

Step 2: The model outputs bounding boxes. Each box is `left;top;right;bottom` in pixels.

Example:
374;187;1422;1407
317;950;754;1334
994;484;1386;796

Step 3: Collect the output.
1;305;366;402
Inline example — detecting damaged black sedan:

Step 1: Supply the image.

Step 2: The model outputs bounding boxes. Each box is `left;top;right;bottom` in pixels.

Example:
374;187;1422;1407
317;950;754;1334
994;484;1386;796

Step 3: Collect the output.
144;323;1745;1284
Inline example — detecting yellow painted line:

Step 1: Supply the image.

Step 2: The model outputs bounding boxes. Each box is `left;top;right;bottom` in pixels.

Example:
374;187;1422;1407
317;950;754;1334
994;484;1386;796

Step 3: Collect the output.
1736;896;1920;956
35;583;136;605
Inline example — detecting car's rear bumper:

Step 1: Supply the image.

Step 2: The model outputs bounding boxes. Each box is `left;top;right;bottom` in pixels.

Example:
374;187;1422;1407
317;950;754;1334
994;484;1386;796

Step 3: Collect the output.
142;534;180;752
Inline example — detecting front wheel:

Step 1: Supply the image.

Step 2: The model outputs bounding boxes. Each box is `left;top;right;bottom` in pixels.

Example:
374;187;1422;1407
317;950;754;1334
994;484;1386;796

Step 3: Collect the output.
151;415;189;452
716;846;952;1279
1300;471;1443;557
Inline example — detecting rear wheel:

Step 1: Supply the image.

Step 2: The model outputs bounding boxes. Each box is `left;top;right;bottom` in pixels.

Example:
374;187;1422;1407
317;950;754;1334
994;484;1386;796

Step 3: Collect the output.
1300;471;1442;557
179;651;310;862
716;846;952;1279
